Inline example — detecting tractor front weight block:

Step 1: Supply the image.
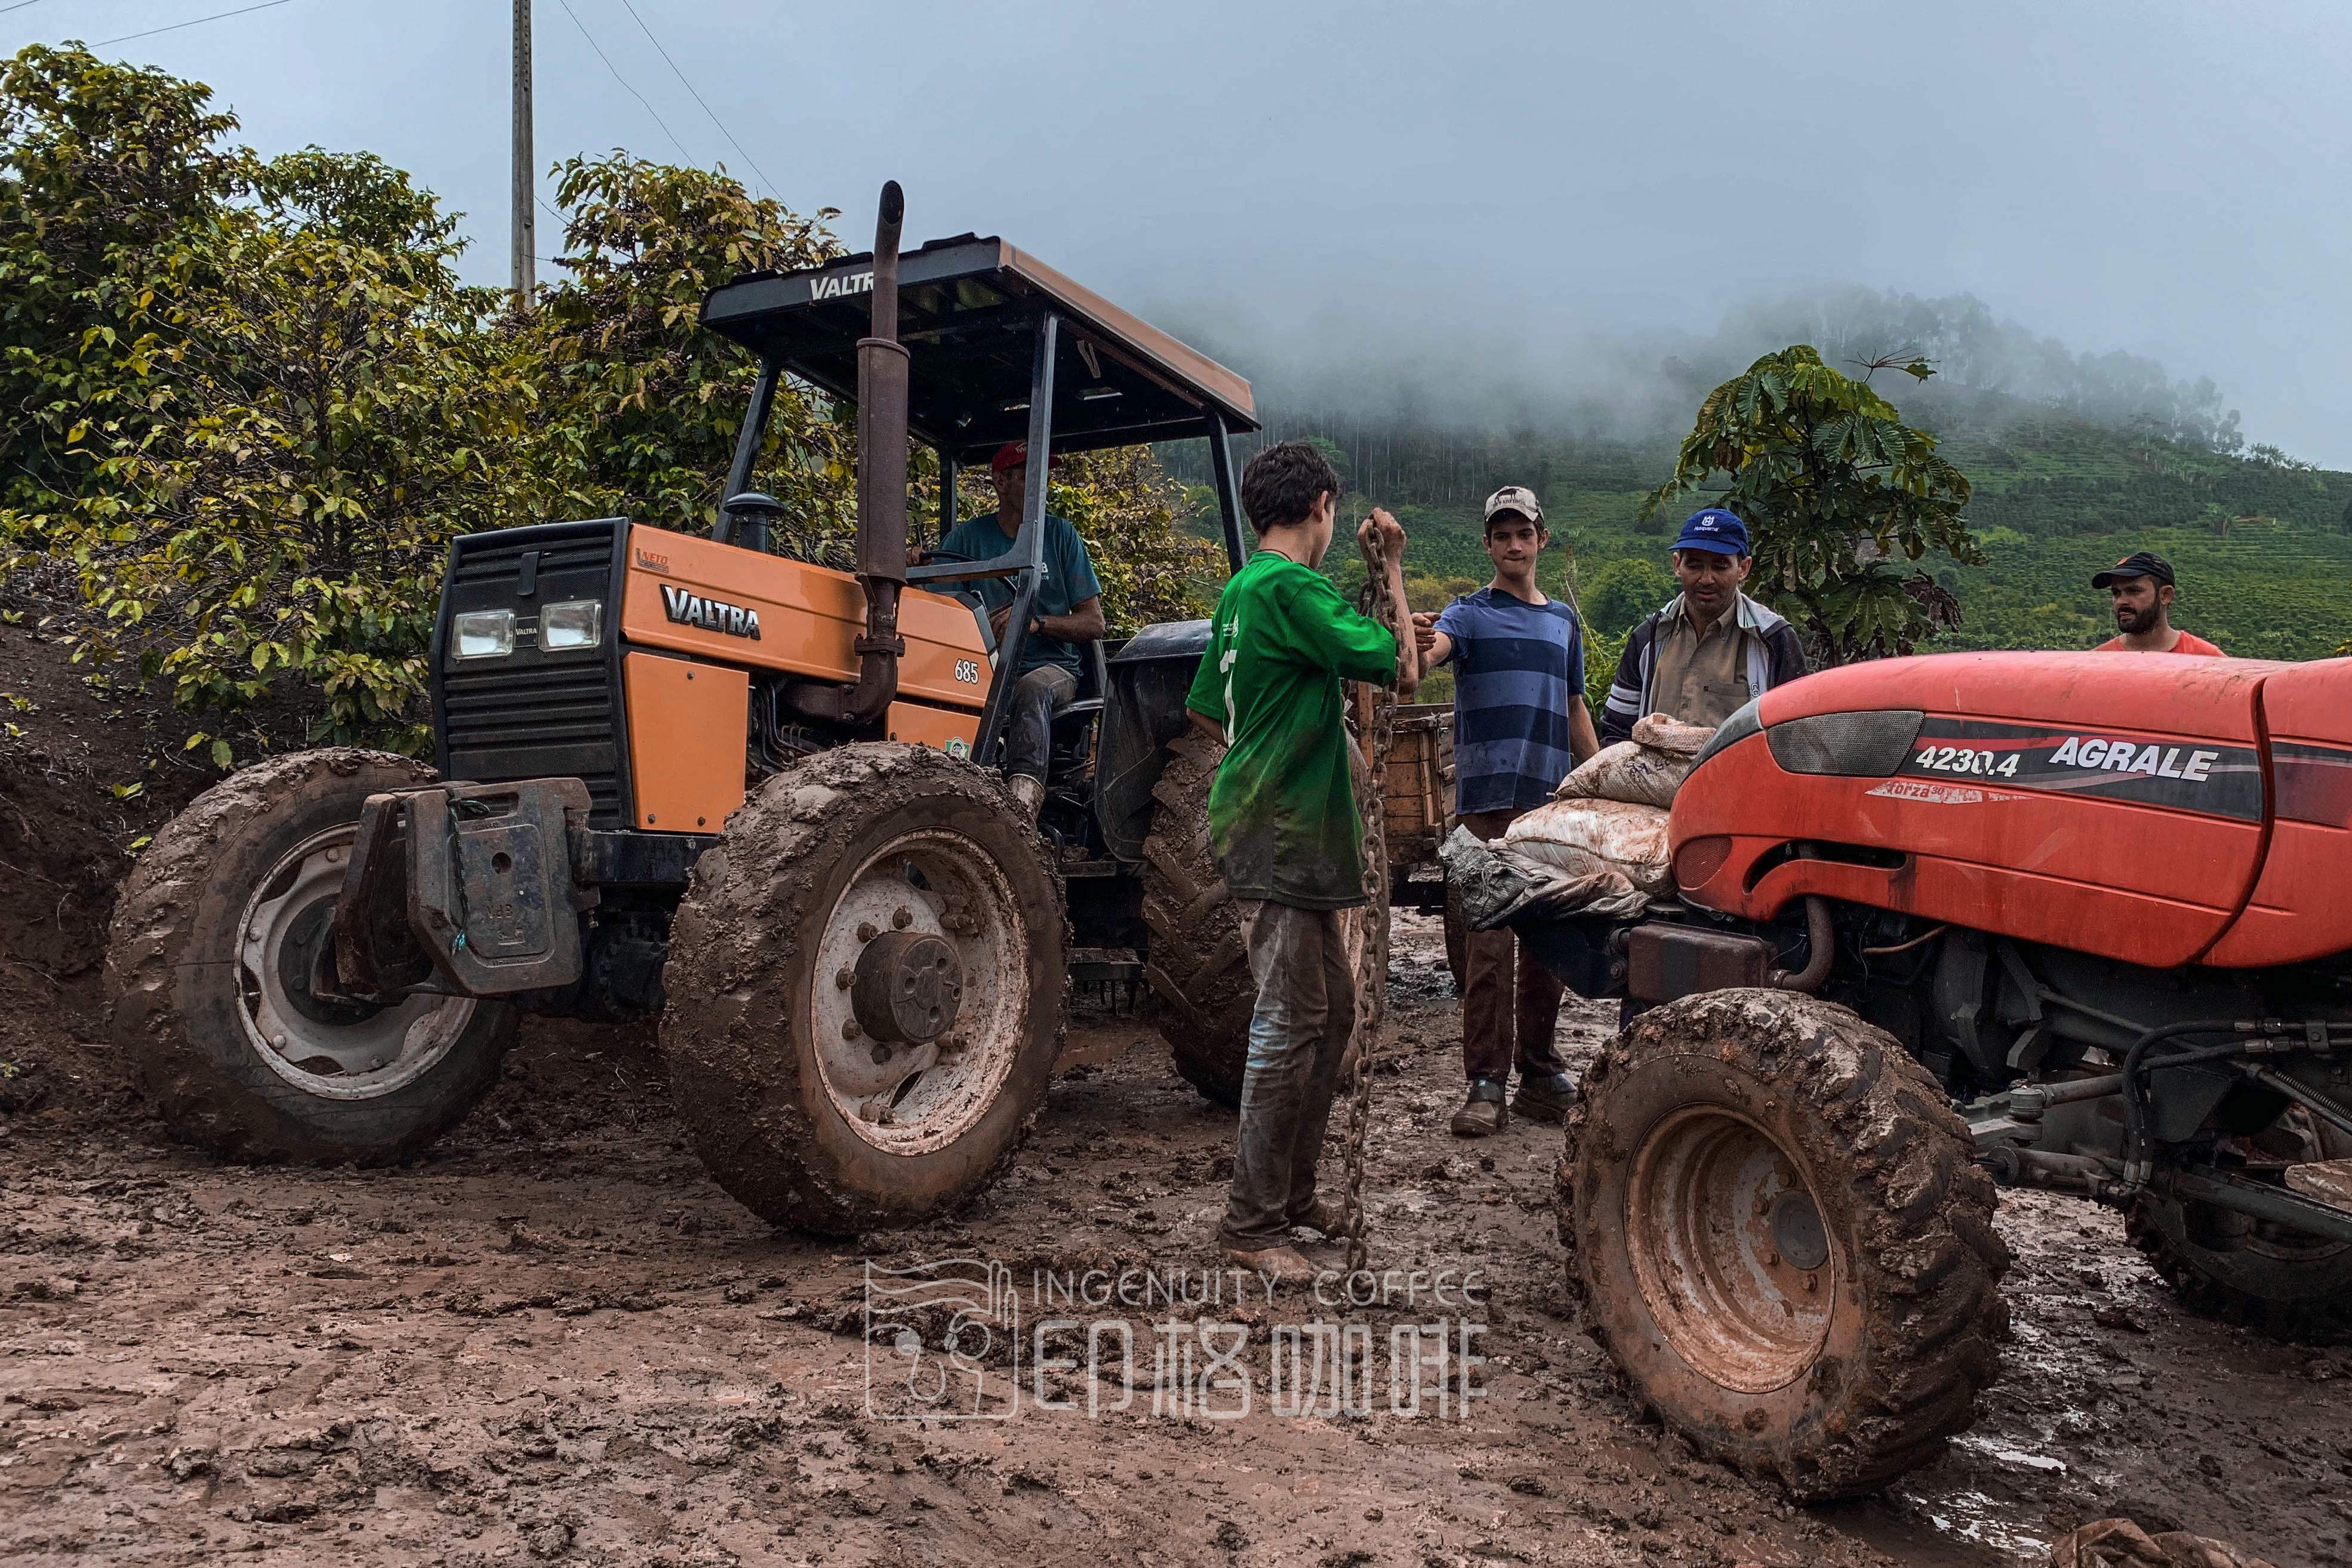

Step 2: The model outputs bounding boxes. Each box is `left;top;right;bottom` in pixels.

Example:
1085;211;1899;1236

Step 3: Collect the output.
333;778;598;1000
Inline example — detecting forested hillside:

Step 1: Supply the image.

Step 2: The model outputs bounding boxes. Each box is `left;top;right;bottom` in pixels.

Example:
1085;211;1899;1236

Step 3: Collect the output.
1165;374;2352;670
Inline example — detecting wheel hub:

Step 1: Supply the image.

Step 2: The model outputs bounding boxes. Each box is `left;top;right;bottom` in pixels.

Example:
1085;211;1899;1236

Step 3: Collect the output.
1769;1189;1830;1271
808;831;1028;1153
851;929;963;1047
272;896;381;1028
1626;1107;1836;1394
236;826;479;1100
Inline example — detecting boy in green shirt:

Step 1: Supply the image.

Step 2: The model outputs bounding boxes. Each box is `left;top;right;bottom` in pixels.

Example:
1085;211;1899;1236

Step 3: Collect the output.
1183;442;1418;1281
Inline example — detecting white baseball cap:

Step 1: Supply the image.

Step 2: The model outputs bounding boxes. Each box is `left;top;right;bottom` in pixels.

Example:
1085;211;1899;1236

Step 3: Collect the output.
1483;485;1544;525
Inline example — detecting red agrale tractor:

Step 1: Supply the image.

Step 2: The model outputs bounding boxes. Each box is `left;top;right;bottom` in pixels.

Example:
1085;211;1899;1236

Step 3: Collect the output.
1521;650;2352;1498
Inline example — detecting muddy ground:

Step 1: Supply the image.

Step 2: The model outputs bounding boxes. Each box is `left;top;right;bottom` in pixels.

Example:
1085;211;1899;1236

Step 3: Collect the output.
2;617;2350;1567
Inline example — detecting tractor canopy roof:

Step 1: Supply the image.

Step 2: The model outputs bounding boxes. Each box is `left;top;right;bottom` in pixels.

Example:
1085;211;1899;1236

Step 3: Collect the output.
700;234;1258;464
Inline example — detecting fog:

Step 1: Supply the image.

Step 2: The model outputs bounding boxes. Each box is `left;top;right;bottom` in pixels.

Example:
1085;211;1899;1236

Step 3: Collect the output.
21;0;2347;461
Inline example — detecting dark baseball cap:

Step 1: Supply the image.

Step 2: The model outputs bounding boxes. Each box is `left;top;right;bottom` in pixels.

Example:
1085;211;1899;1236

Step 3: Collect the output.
1671;508;1750;557
2092;551;2175;589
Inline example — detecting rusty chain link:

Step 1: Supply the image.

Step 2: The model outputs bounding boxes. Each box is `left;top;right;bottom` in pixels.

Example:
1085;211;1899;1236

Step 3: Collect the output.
1340;524;1399;1279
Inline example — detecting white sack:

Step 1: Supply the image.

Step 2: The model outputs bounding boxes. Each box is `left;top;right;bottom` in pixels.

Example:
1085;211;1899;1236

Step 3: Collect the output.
1553;741;1686;809
1503;798;1673;897
1551;715;1716;809
1631;713;1714;756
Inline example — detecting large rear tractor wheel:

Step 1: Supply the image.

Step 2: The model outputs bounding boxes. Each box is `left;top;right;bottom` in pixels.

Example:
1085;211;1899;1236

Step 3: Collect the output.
1141;729;1384;1108
659;744;1065;1235
1559;990;2011;1500
107;748;517;1164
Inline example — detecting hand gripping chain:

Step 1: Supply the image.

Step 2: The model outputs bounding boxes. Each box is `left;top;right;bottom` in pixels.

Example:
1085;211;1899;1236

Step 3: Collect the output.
1340;529;1398;1279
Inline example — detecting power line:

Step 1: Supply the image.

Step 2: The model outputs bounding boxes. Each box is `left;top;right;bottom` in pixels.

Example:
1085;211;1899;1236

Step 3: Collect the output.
556;0;691;165
94;0;297;47
0;2;48;17
613;0;776;196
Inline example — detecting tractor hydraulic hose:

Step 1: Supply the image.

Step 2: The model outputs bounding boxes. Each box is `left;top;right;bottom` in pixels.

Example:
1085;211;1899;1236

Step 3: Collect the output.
1769;897;1834;992
843;179;909;726
2117;1019;2261;1190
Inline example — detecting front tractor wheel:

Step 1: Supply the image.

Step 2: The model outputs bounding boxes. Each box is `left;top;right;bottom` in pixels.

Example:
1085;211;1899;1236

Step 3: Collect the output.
1559;990;2011;1500
106;748;518;1164
659;744;1066;1235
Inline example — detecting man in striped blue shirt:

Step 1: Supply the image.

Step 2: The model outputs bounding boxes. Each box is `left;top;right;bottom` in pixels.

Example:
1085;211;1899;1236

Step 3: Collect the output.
1412;486;1599;1136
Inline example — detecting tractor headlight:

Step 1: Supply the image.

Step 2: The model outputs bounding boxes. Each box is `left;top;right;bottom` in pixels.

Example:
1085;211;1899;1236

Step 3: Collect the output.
452;608;515;660
1766;708;1925;777
540;599;604;650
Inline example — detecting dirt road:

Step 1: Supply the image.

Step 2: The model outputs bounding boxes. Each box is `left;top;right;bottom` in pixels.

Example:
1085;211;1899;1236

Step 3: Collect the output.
2;907;2346;1567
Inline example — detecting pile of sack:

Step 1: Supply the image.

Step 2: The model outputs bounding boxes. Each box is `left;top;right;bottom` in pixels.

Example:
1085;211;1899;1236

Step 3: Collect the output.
1500;714;1714;897
1443;713;1716;935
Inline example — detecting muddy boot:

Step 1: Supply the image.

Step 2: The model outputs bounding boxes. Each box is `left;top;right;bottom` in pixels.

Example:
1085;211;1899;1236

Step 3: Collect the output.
1449;1078;1507;1137
1288;1197;1357;1241
1008;773;1045;818
1220;1242;1319;1286
1511;1070;1578;1125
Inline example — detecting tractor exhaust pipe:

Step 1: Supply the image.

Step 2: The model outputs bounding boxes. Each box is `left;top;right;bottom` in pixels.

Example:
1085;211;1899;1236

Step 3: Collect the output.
1770;896;1835;993
841;179;910;725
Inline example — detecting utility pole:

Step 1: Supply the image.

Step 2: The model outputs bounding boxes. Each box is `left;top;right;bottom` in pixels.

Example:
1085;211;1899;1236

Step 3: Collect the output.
510;0;534;304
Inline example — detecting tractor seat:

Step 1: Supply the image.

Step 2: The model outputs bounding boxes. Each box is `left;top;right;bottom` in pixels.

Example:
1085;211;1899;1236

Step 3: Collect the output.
1051;641;1112;728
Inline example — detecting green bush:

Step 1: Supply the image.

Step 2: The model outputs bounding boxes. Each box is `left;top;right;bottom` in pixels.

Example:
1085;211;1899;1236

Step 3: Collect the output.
1582;557;1671;635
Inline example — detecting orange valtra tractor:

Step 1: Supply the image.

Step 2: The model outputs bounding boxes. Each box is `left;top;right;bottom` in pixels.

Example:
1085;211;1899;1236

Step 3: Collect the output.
103;184;1354;1231
1507;649;2352;1498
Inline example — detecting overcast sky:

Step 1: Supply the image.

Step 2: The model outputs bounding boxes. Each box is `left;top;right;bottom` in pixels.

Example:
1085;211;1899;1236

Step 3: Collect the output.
20;1;2348;462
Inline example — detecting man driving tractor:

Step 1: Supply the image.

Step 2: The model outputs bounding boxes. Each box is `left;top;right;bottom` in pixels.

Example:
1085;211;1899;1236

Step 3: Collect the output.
926;440;1107;815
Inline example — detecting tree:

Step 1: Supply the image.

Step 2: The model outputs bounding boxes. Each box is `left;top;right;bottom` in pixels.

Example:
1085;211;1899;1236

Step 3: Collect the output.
1582;556;1670;635
527;153;852;549
35;151;536;760
1645;345;1980;664
1;53;1221;761
1044;446;1221;631
0;45;243;525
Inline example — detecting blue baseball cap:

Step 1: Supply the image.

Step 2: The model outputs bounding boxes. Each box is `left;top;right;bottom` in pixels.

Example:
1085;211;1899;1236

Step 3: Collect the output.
1672;508;1750;558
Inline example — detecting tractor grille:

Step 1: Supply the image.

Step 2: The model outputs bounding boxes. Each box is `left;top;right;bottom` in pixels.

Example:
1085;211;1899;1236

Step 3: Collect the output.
441;663;625;823
433;518;632;826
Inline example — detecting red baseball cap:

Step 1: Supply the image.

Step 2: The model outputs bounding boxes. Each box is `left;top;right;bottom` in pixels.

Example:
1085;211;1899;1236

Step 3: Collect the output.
989;441;1063;473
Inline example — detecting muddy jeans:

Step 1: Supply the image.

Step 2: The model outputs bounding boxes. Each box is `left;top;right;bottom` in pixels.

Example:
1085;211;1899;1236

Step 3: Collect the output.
1217;899;1358;1250
1002;663;1078;782
1460;807;1569;1083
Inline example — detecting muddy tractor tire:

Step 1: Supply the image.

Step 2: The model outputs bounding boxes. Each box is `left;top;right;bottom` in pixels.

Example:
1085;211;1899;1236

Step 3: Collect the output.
106;748;518;1165
659;744;1066;1236
2128;1195;2352;1344
1558;990;2011;1501
1141;728;1385;1108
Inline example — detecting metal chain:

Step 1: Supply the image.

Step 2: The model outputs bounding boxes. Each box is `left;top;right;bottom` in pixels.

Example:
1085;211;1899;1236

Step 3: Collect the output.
1340;527;1399;1279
